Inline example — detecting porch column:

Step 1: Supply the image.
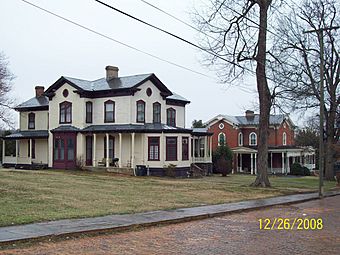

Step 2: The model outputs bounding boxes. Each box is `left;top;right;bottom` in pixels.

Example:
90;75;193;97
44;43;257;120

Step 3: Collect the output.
270;152;273;173
240;153;243;171
233;153;237;174
282;152;285;174
118;133;122;168
161;132;165;166
209;136;212;162
287;156;291;174
254;153;257;174
105;133;109;167
192;137;196;163
15;140;18;163
2;139;5;163
29;139;32;163
204;136;208;161
92;133;96;167
250;153;254;174
131;133;135;169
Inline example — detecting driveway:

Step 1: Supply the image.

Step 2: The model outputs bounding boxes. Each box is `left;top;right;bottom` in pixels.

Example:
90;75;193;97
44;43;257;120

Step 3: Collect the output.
1;196;339;255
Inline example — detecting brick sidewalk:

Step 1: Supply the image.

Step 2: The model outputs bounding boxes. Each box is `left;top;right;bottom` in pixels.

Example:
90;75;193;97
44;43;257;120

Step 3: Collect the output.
0;191;339;245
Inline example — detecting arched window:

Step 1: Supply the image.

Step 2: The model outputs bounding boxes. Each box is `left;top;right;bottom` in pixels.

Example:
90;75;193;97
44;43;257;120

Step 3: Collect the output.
104;100;115;123
283;132;287;145
59;101;72;124
238;132;243;146
218;132;226;146
167;108;176;127
28;112;35;129
153;102;161;123
249;132;257;146
136;100;145;123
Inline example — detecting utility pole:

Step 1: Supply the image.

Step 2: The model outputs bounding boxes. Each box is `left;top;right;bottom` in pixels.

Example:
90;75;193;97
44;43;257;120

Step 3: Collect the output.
304;26;340;198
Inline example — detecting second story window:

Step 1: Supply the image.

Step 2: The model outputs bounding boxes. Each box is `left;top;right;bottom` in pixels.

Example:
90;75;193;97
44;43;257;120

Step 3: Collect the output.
28;112;35;129
60;101;72;124
238;132;243;146
283;132;287;145
153;102;161;123
218;132;226;146
249;132;257;146
136;100;145;123
167;108;176;127
86;101;93;123
104;100;115;123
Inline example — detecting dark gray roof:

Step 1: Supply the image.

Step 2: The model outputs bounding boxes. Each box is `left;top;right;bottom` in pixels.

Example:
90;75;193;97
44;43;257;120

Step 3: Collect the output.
82;123;192;133
192;128;213;136
4;130;49;140
14;96;49;110
51;125;81;132
167;93;190;102
234;114;285;126
64;74;153;91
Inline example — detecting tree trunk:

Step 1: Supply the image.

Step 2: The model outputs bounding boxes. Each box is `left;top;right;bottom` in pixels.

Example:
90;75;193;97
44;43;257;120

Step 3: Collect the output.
251;0;271;187
324;108;336;180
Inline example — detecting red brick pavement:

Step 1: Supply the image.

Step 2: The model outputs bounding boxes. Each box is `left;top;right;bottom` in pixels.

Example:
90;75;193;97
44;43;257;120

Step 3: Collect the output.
1;196;339;255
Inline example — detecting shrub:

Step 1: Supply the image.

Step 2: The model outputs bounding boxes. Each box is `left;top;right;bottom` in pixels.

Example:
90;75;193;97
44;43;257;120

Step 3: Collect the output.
212;145;233;176
290;162;310;176
164;164;176;178
303;166;311;176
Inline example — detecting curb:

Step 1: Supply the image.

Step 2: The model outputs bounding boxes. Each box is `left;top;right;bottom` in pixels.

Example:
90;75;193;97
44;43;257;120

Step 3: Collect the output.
0;191;339;246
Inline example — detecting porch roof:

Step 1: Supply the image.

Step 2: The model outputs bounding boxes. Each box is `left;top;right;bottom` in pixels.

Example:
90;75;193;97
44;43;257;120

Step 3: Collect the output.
3;130;49;140
231;146;258;154
192;128;213;136
81;123;193;134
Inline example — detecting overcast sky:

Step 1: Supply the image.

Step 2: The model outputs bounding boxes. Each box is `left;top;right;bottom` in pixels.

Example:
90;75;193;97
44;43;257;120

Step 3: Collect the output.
1;0;288;128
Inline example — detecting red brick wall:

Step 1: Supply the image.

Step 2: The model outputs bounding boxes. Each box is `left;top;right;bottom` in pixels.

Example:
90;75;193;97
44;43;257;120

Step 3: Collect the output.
209;119;295;150
208;120;239;150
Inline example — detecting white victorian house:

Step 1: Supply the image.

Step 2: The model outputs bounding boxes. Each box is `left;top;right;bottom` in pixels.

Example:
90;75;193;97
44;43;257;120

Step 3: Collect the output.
2;66;212;177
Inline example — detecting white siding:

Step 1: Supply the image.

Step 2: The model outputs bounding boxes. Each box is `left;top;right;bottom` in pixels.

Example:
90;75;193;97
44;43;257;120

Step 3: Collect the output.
20;110;48;131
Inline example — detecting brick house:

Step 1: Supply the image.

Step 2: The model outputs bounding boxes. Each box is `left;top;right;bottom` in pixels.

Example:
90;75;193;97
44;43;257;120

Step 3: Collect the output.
2;66;212;176
205;111;316;174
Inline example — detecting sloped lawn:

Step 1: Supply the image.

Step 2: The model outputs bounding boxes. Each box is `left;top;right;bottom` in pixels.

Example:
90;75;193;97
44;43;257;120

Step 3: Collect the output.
0;169;335;226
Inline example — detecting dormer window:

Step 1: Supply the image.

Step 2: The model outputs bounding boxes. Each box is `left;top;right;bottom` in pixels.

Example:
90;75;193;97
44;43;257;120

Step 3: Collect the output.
104;100;115;123
28;112;35;129
59;101;72;124
136;100;145;123
249;132;257;146
86;101;93;123
153;102;161;123
167;108;176;127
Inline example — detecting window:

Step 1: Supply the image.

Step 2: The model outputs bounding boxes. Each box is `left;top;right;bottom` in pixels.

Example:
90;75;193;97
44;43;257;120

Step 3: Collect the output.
167;108;176;127
136;100;145;123
182;137;189;160
28;113;35;129
283;132;287;145
166;137;177;161
27;139;35;159
54;138;65;160
153;102;161;123
59;101;72;124
249;132;257;146
67;138;74;160
86;101;93;123
104;136;115;159
238;132;243;146
199;138;205;157
104;100;115;123
148;137;160;161
218;132;226;146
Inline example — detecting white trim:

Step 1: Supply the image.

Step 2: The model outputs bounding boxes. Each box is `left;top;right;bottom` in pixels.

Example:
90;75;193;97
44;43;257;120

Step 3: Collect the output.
249;132;257;146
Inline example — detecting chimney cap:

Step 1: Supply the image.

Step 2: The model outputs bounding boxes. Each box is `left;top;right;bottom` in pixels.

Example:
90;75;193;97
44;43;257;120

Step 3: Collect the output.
105;65;119;71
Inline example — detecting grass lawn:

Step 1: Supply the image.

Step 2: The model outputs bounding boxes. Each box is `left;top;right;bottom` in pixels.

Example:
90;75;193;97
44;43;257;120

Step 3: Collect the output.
0;169;336;227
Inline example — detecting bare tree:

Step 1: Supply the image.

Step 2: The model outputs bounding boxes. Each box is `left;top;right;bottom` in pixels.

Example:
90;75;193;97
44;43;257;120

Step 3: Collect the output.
0;52;14;127
194;0;282;187
272;0;340;180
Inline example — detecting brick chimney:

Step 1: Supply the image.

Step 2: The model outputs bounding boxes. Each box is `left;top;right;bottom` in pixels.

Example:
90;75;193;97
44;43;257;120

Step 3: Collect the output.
35;86;45;98
245;110;255;119
105;66;119;81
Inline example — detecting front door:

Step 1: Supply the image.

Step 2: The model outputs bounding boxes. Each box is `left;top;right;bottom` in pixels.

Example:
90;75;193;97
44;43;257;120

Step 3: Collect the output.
53;132;77;169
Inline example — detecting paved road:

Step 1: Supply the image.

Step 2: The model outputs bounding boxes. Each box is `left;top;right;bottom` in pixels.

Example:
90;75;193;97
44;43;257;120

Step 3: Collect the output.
1;196;339;255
